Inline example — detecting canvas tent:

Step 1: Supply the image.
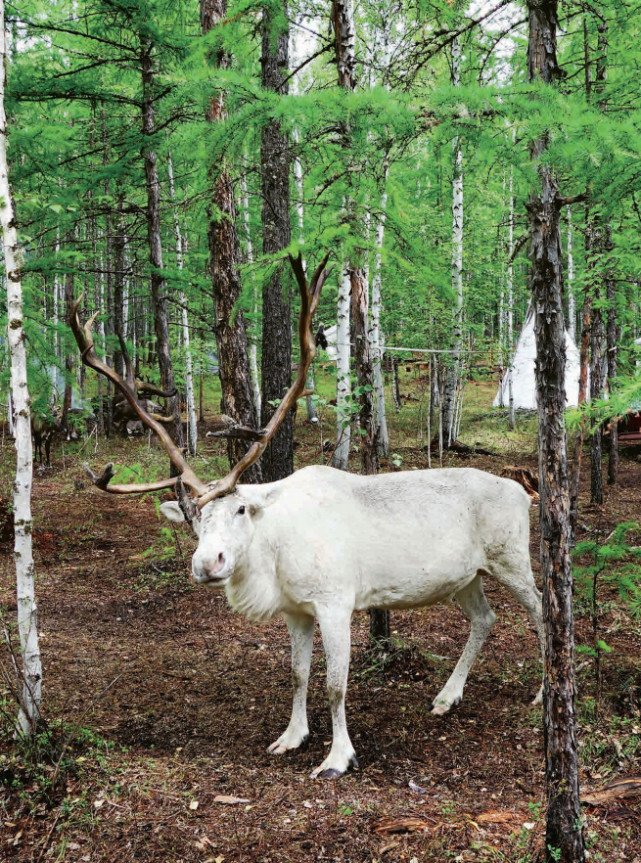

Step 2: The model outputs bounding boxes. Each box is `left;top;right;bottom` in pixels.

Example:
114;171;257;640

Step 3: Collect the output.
494;310;582;410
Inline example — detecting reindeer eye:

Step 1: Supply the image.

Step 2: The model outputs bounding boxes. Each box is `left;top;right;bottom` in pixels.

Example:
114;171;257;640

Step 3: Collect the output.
237;505;246;516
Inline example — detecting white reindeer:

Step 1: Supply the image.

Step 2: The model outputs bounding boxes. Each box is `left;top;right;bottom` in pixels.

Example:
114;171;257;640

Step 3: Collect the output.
69;254;543;779
160;465;543;778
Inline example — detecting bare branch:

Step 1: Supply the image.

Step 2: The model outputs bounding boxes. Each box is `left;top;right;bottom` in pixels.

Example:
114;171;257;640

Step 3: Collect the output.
68;298;207;497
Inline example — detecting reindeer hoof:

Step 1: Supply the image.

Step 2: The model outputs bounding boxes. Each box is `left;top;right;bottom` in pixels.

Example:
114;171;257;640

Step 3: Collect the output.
431;695;460;716
267;732;309;755
311;753;358;780
319;768;343;779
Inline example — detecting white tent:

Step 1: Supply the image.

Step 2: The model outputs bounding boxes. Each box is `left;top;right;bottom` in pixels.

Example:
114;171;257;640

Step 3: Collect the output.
494;311;582;410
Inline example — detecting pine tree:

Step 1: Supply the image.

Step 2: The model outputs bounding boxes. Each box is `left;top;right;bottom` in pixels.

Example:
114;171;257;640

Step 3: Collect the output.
526;2;586;860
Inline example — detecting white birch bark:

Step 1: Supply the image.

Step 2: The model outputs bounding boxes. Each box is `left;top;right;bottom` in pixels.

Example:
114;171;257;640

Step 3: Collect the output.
239;172;261;420
497;174;506;408
331;0;357;469
498;275;505;408
1;6;42;734
442;35;464;447
567;205;575;342
123;235;130;341
168;154;197;455
52;231;61;395
371;172;390;456
507;159;515;429
331;263;352;469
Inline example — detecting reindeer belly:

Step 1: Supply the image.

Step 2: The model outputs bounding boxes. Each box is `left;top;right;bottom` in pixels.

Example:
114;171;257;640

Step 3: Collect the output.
352;515;483;611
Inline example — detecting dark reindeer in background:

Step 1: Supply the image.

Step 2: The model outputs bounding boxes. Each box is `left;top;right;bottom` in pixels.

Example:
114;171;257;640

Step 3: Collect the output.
32;410;62;468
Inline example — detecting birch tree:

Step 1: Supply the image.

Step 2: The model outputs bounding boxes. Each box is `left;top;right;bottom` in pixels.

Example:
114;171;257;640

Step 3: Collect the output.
168;153;198;456
1;1;42;735
605;223;618;485
330;0;356;471
370;168;390;456
240;172;261;420
441;33;464;448
566;206;575;342
506;158;515;430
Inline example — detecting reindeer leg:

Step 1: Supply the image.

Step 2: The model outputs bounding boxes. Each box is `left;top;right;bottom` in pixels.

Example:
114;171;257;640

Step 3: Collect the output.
311;607;357;779
491;560;545;705
268;613;314;755
432;574;496;715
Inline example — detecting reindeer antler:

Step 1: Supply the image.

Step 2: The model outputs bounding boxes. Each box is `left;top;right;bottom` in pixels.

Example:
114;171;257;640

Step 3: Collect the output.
68;299;208;497
197;251;332;508
69;251;331;506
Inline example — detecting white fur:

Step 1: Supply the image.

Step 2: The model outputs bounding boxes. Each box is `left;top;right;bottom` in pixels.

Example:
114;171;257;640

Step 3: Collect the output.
162;466;544;778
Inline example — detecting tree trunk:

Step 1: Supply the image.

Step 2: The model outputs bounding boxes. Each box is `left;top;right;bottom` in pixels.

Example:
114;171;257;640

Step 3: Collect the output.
567;205;576;342
331;265;352;469
292;137;318;424
569;288;590;534
260;4;293;482
589;13;609;506
595;20;617;487
240;172;262;420
61;233;74;430
199;358;205;422
201;0;261;482
112;198;126;381
371;167;390;457
526;3;585;861
392;356;401;411
1;0;43;733
332;0;356;89
101;104;114;437
168;153;198;456
588;217;605;506
605;223;618;485
507;159;515;430
351;267;379;474
140;41;184;460
442;35;464;447
89;208;104;435
330;0;356;471
52;231;62;395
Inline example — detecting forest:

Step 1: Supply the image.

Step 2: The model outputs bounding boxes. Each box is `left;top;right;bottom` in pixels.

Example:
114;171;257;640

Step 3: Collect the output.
1;1;641;862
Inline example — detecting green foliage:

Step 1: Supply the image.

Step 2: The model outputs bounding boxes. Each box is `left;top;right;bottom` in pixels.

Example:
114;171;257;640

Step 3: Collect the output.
573;522;641;706
1;0;640;435
574;522;641;623
0;713;115;808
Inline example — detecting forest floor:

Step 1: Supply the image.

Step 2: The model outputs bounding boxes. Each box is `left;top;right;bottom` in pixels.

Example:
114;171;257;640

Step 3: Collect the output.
1;378;640;863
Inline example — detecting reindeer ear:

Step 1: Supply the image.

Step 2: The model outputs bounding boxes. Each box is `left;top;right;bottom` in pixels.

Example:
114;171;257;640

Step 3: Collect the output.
160;501;184;523
160;501;202;537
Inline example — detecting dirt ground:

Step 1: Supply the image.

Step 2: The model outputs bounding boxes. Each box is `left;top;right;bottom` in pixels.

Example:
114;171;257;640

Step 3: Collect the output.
1;383;640;863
